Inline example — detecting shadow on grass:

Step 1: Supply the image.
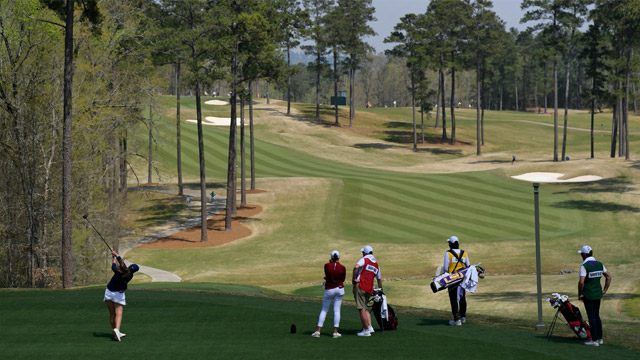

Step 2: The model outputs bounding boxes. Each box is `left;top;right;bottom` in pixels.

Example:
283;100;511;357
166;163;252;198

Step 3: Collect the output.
385;121;413;129
555;177;636;194
183;181;227;190
417;318;448;327
354;143;402;150
136;199;185;225
93;332;115;341
553;200;640;213
469;159;512;164
417;148;463;155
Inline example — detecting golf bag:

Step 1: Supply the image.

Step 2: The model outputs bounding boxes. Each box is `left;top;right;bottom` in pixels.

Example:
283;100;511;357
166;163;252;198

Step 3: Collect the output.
546;293;591;340
369;289;398;331
431;264;485;293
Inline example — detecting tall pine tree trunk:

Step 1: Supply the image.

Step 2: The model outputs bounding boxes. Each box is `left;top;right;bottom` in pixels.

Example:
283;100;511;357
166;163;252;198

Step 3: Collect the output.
590;97;595;159
440;65;447;139
421;108;424;144
435;70;441;128
411;72;416;151
176;62;183;196
61;0;74;288
450;60;456;144
624;45;631;160
287;46;291;115
240;97;246;206
315;53;320;119
553;58;559;162
226;38;239;231
148;100;153;183
195;75;207;242
349;67;354;128
514;75;519;111
334;49;339;126
481;59;486;145
266;81;270;105
249;81;255;190
610;84;618;158
561;29;575;161
476;59;481;155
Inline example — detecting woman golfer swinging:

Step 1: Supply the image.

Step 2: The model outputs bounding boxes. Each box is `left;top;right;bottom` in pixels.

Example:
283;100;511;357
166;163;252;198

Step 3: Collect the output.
104;250;139;341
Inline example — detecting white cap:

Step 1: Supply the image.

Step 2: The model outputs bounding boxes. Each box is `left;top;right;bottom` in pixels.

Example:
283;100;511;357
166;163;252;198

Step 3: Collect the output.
578;245;592;254
447;236;459;243
361;245;373;254
330;250;340;259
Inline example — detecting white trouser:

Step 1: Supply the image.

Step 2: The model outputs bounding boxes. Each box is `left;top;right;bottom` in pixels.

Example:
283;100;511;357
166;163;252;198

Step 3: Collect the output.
317;287;345;328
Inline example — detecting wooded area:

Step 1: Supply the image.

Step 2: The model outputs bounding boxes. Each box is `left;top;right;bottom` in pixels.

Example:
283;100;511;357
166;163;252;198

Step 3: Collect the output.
1;0;638;288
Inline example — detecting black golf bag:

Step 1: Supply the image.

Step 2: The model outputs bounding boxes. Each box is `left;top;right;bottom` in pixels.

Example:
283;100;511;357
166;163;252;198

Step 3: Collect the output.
546;293;591;340
369;289;398;331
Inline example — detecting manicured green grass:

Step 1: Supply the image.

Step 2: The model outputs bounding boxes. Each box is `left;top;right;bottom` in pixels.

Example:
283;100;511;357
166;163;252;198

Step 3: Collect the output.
1;287;636;359
125;96;640;350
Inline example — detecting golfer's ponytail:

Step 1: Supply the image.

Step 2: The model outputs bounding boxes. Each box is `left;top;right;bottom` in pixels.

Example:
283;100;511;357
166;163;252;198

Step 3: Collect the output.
116;258;131;277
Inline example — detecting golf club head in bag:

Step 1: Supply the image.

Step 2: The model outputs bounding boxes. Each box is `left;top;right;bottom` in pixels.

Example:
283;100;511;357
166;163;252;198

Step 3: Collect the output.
368;288;398;331
546;293;591;340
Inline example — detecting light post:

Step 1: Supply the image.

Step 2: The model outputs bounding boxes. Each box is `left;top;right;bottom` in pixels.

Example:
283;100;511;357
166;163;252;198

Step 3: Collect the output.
533;183;544;329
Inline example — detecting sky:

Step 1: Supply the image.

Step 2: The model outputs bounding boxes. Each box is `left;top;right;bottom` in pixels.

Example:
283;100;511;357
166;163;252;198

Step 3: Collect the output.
368;0;529;54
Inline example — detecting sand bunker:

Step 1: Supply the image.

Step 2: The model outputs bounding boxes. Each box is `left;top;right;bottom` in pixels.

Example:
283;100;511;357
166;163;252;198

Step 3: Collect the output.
186;116;241;126
204;99;229;106
511;172;603;183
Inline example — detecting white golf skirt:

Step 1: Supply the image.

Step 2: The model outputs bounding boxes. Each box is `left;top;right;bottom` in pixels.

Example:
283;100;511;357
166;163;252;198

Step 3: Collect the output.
103;288;127;306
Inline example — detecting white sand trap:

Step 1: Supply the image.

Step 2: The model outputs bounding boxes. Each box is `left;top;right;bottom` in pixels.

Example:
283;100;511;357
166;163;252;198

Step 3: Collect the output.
186;116;241;126
511;172;603;183
204;99;230;106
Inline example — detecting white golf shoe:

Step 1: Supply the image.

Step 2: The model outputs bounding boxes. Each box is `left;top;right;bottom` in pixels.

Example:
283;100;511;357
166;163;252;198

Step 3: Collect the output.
597;339;603;345
113;328;122;342
461;317;466;324
332;332;342;338
356;329;371;336
311;331;320;338
584;340;599;346
449;320;462;326
367;325;375;333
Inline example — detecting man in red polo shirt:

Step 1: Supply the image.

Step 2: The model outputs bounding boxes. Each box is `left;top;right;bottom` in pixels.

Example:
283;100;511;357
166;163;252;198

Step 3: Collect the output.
352;245;382;336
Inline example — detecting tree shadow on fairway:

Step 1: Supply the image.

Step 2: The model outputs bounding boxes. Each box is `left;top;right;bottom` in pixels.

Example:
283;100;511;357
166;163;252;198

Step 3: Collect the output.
416;148;463;155
552;200;640;213
353;143;402;150
385;121;413;129
182;181;227;191
554;177;636;194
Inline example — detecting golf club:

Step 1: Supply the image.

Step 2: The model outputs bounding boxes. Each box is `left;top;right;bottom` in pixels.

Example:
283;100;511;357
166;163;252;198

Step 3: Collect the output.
82;214;114;253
